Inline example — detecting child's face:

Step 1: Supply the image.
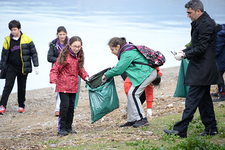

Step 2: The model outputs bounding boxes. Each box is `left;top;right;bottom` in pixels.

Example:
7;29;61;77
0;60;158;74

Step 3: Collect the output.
110;45;120;56
70;41;82;54
11;27;21;38
57;31;67;43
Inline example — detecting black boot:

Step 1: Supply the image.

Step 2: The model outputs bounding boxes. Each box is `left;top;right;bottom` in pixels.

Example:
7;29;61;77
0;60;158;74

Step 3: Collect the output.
213;94;225;102
57;130;69;136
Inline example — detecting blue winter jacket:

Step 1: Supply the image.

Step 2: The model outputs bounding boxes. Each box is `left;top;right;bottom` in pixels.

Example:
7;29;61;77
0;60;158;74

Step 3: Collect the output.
216;24;225;71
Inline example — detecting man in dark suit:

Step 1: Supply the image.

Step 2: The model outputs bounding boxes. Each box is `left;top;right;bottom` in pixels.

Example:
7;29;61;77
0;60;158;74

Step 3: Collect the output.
164;0;220;138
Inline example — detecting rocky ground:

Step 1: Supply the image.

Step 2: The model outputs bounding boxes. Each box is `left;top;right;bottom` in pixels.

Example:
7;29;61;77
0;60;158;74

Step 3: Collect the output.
0;66;222;149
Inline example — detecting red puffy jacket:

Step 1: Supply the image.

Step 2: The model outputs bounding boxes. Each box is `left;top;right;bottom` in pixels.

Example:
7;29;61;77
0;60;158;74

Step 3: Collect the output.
50;52;89;93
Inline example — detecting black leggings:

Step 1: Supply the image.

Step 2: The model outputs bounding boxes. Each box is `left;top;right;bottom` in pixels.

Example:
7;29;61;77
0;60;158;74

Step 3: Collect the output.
58;92;76;131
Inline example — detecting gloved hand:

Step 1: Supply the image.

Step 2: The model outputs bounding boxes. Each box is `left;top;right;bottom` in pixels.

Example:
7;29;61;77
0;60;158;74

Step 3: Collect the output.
85;77;89;81
102;74;107;83
147;108;152;117
174;52;184;61
177;46;186;53
50;83;56;93
34;67;39;75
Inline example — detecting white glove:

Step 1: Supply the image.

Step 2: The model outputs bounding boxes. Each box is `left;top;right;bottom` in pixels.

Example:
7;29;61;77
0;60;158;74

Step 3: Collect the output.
174;52;184;61
34;67;39;75
102;74;107;82
85;77;89;81
147;108;152;118
50;83;56;93
178;46;186;53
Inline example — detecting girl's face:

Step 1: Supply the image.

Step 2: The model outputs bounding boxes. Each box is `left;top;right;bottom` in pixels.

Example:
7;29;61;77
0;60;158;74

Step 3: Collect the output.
110;45;120;56
70;41;82;54
57;31;67;43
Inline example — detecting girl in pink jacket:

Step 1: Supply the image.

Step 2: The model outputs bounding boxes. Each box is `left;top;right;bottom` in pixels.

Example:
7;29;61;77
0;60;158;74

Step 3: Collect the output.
50;36;89;136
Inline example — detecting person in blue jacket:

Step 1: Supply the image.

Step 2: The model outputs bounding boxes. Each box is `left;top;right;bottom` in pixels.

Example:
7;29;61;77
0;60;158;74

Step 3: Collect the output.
212;23;225;102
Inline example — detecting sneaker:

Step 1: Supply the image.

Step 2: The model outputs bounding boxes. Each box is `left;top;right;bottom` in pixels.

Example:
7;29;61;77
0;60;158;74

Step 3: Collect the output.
55;111;59;117
213;95;225;102
0;105;6;115
133;117;149;128
57;130;69;136
211;93;219;97
18;107;24;113
120;121;136;127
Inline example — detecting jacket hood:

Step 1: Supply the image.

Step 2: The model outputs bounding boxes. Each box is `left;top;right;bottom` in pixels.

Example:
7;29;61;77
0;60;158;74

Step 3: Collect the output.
117;43;136;60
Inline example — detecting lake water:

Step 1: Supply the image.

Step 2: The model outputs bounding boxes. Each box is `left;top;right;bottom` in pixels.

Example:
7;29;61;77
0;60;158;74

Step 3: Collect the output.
0;0;225;93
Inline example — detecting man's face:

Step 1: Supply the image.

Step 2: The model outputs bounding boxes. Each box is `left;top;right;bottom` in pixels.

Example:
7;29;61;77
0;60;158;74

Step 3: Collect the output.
186;8;201;21
11;27;21;38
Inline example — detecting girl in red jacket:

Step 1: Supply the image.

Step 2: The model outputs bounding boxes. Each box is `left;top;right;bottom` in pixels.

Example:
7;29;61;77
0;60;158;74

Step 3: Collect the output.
50;36;89;136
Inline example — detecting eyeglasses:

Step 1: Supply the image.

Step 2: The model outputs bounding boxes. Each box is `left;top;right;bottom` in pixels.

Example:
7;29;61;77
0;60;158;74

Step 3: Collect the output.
70;45;82;49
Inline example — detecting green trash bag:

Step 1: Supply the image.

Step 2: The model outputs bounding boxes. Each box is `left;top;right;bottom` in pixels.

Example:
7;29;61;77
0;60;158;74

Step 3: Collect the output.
174;58;190;97
86;67;111;89
85;68;119;124
74;75;81;109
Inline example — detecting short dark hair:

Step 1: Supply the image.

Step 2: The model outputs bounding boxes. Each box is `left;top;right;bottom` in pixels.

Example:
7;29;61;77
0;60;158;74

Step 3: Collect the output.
8;20;21;30
185;0;204;12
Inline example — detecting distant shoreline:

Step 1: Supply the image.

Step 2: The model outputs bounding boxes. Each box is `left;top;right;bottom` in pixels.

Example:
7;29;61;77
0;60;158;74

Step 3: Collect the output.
0;66;180;96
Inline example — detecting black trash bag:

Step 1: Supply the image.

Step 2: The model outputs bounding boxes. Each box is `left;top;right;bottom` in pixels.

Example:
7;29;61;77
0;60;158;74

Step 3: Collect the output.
86;67;112;89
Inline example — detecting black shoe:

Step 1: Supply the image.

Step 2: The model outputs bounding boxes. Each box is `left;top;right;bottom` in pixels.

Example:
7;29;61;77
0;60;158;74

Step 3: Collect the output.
120;121;136;127
163;129;187;138
133;117;149;128
67;130;77;134
57;130;69;136
199;131;218;136
211;93;219;97
213;95;225;102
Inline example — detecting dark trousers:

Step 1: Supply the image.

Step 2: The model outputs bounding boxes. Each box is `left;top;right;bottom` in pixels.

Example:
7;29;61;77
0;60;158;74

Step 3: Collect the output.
58;92;76;131
0;65;28;108
218;70;225;93
173;85;217;133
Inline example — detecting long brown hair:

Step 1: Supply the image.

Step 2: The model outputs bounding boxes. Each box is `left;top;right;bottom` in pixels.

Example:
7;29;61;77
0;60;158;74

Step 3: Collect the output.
58;36;84;69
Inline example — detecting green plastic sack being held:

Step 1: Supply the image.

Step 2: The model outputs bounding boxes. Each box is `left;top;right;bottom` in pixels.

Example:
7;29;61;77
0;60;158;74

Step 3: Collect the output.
86;68;119;124
74;75;81;109
173;59;190;97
